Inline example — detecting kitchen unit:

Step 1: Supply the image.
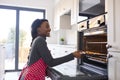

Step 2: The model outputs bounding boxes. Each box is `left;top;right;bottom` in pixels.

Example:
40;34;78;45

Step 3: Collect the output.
106;0;120;80
54;0;79;30
59;15;71;29
0;0;119;79
47;0;109;80
77;14;107;80
54;0;79;45
77;14;107;78
47;0;120;79
78;0;120;79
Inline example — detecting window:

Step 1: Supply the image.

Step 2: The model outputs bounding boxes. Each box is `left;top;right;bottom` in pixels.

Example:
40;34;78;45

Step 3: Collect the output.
0;9;16;70
0;5;45;71
19;11;44;69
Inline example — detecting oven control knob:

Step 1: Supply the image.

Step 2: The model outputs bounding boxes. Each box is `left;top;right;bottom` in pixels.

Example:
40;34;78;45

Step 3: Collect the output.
107;54;113;58
106;44;112;49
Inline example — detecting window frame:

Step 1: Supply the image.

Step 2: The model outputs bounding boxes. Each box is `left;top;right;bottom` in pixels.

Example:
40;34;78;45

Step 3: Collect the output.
0;5;46;72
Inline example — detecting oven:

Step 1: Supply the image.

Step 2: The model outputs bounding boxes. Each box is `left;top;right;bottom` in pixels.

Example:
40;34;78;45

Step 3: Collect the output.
77;25;108;78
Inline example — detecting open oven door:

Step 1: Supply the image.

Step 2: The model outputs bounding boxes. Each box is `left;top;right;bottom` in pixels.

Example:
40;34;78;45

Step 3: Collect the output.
47;67;108;80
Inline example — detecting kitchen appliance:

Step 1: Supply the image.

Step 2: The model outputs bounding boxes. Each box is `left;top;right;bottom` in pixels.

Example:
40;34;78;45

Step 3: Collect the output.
78;12;106;31
79;0;105;17
77;25;108;76
47;25;108;80
77;13;108;77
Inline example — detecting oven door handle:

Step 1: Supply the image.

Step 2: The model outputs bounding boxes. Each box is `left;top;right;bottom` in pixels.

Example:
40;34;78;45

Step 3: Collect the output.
107;54;113;59
106;44;112;49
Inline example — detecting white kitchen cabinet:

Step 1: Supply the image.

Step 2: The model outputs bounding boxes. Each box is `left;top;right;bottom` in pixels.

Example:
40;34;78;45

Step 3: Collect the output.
54;0;72;30
60;15;71;29
106;0;120;80
108;51;120;80
71;0;79;25
106;0;120;50
54;3;60;30
59;0;73;16
54;0;79;30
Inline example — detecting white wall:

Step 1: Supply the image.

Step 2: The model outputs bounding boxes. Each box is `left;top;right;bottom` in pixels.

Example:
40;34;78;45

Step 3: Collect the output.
66;30;77;45
54;0;60;5
0;0;57;44
57;29;77;45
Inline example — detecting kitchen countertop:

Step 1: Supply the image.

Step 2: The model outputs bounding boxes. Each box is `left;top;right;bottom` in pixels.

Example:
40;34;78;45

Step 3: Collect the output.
47;44;77;48
52;59;78;77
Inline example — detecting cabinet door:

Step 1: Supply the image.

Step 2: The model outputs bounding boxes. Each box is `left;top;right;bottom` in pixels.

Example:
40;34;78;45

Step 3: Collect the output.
54;4;60;30
107;1;120;79
60;15;71;29
108;52;120;80
71;0;79;25
107;0;120;50
54;0;72;30
59;0;72;16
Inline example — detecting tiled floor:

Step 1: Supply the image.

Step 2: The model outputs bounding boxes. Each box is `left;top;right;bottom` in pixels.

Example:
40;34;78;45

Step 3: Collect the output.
4;72;51;80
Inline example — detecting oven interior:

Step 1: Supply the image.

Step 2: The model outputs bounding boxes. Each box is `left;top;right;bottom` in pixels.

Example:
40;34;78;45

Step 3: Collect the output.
77;27;108;75
83;34;107;67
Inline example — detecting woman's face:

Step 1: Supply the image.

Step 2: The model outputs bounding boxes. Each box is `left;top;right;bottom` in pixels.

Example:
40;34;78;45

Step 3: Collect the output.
37;21;51;37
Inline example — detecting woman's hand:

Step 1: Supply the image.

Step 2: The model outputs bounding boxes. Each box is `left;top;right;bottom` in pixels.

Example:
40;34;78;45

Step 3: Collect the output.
72;51;84;58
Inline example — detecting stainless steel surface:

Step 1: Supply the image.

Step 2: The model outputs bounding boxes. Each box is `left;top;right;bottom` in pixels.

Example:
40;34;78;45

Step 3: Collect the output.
106;44;112;49
107;54;113;59
79;0;105;16
77;25;108;77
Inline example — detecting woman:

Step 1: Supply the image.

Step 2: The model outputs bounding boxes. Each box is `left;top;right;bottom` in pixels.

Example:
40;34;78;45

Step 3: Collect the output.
18;19;82;80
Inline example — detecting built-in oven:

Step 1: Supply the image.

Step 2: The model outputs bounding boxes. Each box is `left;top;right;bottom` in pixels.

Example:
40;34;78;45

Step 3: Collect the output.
77;14;108;75
47;26;108;80
77;25;108;77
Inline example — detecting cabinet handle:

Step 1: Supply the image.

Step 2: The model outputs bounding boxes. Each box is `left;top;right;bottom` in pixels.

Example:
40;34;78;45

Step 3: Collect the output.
65;51;68;53
107;54;113;58
81;25;84;28
106;44;112;49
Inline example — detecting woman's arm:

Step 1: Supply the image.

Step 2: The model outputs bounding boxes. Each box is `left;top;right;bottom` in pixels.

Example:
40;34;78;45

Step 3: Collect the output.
37;37;74;67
